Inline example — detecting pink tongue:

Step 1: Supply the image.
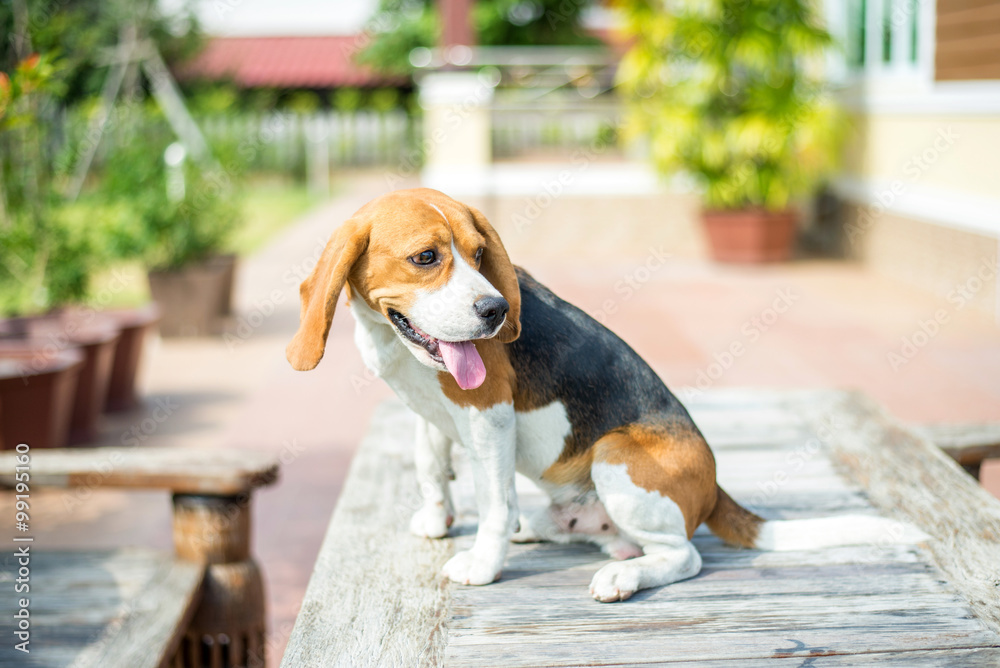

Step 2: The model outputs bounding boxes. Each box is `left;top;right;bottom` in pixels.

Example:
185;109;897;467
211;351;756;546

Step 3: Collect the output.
438;341;486;390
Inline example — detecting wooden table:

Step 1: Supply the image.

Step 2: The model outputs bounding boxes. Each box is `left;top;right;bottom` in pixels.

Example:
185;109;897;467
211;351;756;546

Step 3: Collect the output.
283;390;1000;667
0;447;279;668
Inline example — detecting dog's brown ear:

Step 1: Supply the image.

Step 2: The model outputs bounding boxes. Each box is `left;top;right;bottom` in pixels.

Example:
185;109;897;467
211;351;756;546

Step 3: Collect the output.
286;218;369;370
468;205;521;343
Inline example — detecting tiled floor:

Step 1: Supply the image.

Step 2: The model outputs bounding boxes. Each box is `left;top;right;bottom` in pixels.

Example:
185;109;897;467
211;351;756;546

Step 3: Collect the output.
13;176;1000;665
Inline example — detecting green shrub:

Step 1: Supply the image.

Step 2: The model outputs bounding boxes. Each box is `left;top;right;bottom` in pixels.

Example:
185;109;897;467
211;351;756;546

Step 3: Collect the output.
615;0;845;211
0;52;94;316
95;111;245;270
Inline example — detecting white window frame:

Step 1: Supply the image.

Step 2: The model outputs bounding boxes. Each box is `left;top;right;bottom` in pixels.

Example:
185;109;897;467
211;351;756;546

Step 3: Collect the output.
824;0;1000;114
825;0;935;91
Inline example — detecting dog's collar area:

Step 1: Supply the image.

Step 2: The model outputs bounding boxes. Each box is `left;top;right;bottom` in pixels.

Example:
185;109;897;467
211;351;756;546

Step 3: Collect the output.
387;309;444;363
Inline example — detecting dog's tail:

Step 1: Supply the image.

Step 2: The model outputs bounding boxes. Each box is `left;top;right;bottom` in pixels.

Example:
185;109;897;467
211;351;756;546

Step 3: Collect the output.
706;486;928;551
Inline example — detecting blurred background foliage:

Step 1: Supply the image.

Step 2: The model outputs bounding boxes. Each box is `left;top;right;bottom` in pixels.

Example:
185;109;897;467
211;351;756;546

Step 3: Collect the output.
0;0;310;316
0;50;89;315
0;0;203;105
92;107;245;271
614;0;845;211
0;0;850;317
359;0;600;76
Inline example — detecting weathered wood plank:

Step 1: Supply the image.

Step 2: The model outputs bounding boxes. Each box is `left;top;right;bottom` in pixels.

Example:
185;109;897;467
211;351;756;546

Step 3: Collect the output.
809;392;1000;637
914;423;1000;466
0;447;279;495
460;559;946;596
69;558;203;668
602;647;1000;667
445;391;1000;666
445;553;996;665
280;402;453;668
445;623;1000;667
0;549;203;668
508;539;923;568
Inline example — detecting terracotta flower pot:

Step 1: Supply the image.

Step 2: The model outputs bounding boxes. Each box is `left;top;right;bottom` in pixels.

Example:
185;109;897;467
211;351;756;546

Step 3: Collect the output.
207;253;238;317
0;316;34;338
101;303;162;412
148;255;237;337
702;209;799;263
0;342;83;449
26;314;121;444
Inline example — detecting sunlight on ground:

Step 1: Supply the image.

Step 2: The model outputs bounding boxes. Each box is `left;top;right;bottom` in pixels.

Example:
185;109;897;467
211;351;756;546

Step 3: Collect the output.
227;177;326;256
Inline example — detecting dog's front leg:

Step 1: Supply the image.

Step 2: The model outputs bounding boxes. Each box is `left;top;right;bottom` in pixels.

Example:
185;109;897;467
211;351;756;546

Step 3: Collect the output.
442;404;518;585
410;416;455;539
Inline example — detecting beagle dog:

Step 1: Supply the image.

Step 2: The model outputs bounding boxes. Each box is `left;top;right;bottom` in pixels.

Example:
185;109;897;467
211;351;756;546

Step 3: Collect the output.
287;188;924;602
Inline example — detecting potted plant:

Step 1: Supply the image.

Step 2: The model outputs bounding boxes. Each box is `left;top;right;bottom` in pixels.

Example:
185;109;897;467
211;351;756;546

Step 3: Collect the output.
615;0;844;262
3;222;124;444
0;53;120;446
0;342;83;449
1;53;164;445
100;302;162;411
97;113;244;337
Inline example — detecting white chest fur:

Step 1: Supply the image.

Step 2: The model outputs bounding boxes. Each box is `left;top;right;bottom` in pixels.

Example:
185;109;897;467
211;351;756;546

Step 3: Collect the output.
512;402;572;483
350;298;462;443
349;298;570;485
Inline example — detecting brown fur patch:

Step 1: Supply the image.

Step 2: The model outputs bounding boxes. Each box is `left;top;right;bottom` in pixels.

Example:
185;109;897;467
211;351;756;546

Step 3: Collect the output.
705;486;763;548
438;338;516;409
347;198;463;317
541;448;595;489
286;217;370;371
594;421;718;538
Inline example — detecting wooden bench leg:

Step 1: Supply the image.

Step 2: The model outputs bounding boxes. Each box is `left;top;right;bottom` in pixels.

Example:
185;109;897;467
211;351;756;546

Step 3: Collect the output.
171;493;267;668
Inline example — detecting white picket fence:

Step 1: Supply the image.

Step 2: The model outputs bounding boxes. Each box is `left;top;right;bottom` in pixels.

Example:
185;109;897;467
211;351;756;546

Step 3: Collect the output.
65;102;626;195
198;109;417;173
491;102;624;160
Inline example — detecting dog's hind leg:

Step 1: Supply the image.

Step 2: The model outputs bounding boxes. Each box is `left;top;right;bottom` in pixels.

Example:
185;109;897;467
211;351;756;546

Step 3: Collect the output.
588;422;717;602
513;500;644;560
409;416;456;539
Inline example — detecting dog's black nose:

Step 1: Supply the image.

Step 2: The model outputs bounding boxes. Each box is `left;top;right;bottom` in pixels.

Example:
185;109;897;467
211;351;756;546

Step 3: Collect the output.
474;296;509;330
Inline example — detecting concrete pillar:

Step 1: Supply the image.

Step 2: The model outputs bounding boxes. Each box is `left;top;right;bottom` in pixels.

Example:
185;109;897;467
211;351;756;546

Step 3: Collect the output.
419;71;497;196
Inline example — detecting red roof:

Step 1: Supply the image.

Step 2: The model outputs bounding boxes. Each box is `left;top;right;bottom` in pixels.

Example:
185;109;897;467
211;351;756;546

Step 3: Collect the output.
180;36;405;88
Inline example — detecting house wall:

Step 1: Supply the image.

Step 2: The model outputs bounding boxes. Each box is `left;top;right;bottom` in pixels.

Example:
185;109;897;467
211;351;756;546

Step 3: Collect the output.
842;113;1000;199
829;0;1000;322
836;107;1000;322
936;0;1000;81
844;205;998;318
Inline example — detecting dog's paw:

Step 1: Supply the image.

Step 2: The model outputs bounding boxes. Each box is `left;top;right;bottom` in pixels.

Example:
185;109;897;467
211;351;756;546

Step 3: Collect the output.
442;549;501;585
590;562;640;603
409;504;453;539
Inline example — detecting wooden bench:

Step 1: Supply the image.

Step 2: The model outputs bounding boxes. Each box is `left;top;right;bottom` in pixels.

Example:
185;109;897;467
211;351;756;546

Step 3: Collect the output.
0;447;279;668
913;423;1000;479
282;389;1000;667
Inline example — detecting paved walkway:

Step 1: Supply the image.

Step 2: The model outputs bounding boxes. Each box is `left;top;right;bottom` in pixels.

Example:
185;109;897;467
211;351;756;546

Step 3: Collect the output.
16;175;1000;664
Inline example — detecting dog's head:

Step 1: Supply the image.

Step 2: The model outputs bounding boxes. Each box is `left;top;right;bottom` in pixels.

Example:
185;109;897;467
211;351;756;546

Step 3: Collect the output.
286;188;520;390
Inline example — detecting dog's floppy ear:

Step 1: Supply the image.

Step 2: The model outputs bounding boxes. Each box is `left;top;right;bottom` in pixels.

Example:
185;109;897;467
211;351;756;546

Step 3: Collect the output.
468;205;521;343
287;218;369;370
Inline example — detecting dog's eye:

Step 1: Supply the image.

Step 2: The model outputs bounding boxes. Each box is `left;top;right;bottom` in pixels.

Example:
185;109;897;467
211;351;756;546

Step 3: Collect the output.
475;247;484;262
411;250;437;266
